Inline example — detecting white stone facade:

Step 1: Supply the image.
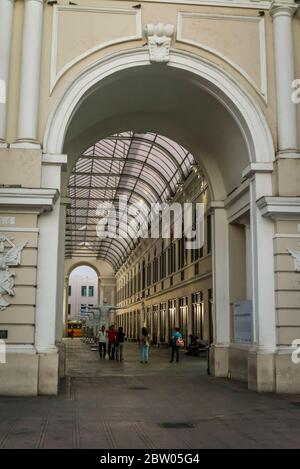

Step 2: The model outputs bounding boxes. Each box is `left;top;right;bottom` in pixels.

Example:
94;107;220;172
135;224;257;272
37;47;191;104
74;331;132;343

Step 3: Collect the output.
0;0;299;395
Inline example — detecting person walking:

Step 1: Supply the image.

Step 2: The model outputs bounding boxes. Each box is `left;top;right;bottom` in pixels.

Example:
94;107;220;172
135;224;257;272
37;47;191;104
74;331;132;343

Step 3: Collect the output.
107;325;117;360
115;326;125;362
170;327;183;363
139;327;150;364
98;325;107;358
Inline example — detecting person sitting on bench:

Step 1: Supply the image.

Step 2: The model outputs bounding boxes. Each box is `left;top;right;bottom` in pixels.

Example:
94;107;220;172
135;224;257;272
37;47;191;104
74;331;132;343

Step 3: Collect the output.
187;334;209;356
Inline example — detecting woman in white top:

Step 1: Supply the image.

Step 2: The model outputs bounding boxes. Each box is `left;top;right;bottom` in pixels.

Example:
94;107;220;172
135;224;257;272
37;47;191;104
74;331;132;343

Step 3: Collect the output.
98;325;107;358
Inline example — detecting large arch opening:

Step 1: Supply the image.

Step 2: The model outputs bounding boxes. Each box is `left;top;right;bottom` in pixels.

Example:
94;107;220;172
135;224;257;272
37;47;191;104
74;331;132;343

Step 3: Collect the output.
41;50;276;390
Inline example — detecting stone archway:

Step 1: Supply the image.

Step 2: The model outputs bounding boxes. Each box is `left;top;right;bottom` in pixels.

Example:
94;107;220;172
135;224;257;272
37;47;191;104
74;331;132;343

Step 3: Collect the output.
37;47;277;393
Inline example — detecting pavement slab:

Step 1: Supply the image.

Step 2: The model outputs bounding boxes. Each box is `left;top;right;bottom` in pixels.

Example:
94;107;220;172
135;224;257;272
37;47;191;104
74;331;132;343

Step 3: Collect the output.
0;338;300;449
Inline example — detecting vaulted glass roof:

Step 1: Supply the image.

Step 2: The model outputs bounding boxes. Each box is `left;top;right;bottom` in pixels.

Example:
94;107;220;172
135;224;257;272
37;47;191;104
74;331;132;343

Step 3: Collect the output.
65;132;195;270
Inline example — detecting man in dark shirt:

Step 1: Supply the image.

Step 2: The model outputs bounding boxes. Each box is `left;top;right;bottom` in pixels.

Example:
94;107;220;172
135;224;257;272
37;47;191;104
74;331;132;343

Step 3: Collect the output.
107;325;117;360
115;327;125;362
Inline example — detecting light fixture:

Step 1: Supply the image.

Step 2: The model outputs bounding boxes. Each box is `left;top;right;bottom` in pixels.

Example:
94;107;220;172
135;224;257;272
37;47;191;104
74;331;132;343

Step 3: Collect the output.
190;163;199;174
176;182;184;193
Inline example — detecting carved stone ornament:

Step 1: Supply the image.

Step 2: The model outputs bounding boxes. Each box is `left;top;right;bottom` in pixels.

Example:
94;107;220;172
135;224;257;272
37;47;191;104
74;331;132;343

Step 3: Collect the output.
287;248;300;272
0;236;28;310
145;23;175;63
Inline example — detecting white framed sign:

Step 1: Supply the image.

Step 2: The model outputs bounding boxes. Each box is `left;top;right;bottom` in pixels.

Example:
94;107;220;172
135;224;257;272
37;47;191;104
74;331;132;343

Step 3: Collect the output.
233;300;253;344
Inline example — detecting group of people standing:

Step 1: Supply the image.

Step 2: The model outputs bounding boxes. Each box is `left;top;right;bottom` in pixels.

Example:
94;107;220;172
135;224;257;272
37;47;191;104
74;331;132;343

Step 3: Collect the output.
97;325;184;364
98;324;125;361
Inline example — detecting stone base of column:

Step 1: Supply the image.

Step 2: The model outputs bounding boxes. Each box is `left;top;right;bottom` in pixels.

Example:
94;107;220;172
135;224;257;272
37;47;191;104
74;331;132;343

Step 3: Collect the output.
209;343;229;378
228;345;249;383
0;349;60;396
56;340;66;379
37;351;59;395
10;141;41;149
248;348;275;392
0;352;39;396
275;350;300;394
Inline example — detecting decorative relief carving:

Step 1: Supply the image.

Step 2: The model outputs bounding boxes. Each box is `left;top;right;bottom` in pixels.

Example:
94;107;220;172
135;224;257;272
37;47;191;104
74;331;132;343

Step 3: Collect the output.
0;217;15;225
145;23;174;63
287;248;300;272
0;236;28;310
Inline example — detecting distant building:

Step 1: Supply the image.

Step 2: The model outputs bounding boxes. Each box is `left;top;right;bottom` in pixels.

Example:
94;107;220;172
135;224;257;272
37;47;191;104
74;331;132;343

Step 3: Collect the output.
68;266;98;319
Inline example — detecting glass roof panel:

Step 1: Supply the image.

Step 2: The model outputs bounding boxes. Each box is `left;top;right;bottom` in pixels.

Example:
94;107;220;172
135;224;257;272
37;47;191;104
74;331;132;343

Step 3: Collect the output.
66;132;197;269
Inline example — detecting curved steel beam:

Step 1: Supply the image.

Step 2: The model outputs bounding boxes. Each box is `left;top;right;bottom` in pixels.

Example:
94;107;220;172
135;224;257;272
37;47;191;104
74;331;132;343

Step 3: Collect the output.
102;135;187;178
69;173;162;202
73;159;172;193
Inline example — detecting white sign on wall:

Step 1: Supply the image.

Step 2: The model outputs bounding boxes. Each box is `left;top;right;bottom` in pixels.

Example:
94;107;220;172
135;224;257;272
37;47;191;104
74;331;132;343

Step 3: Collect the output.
233;300;253;344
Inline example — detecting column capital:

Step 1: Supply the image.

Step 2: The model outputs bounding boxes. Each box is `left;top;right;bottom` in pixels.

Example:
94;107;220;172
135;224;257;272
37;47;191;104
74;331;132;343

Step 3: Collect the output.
42;153;67;171
242;162;273;179
270;2;298;18
207;200;225;213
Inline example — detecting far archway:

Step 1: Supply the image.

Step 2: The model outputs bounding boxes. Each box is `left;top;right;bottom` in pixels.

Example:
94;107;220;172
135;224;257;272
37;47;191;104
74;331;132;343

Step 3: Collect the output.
67;265;98;321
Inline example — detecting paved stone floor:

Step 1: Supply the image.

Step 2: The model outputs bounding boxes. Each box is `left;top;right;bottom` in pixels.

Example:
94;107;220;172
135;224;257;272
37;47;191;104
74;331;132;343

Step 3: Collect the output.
0;338;300;449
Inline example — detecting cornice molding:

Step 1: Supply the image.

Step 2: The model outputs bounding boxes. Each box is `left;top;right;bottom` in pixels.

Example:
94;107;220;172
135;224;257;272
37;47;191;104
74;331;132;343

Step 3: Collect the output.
242;162;274;179
257;196;300;218
0;188;59;213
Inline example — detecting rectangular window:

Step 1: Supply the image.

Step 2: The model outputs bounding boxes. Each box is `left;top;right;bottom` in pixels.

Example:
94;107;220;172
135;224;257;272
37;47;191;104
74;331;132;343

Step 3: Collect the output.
67;304;71;315
142;261;146;290
138;266;141;292
179;296;188;345
68;285;71;296
168;299;176;344
191;291;204;339
134;268;137;294
88;286;94;297
168;245;171;275
159;303;167;342
81;285;87;297
153;257;158;283
160;249;166;279
147;262;151;287
152;304;159;344
178;237;185;270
